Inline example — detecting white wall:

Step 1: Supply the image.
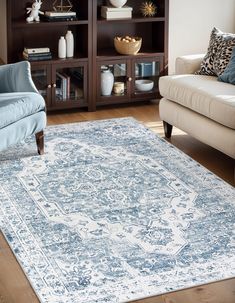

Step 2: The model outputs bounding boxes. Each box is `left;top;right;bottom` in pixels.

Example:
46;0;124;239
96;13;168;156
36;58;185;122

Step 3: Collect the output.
0;0;7;63
169;0;235;74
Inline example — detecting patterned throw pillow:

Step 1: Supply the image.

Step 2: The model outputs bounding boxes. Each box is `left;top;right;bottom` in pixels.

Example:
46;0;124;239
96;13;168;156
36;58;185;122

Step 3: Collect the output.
196;27;235;76
218;46;235;84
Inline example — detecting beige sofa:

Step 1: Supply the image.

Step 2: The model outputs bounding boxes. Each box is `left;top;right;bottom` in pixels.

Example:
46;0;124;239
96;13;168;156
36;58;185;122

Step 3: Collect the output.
159;54;235;159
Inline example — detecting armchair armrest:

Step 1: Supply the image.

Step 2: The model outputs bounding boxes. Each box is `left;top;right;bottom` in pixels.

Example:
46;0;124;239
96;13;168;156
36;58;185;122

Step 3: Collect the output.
0;61;38;93
175;54;205;75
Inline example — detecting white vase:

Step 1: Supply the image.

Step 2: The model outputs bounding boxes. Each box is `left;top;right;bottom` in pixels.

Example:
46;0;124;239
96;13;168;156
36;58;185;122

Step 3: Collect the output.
101;69;114;96
58;36;66;59
109;0;127;8
65;30;74;58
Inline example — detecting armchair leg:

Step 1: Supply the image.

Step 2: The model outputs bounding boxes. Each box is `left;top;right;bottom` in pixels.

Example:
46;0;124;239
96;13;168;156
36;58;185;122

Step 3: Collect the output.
163;121;173;138
35;131;44;155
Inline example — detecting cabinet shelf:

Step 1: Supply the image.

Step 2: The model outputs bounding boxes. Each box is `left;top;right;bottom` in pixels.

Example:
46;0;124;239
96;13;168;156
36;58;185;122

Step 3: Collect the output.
12;19;88;28
29;56;88;66
97;16;165;24
97;49;164;61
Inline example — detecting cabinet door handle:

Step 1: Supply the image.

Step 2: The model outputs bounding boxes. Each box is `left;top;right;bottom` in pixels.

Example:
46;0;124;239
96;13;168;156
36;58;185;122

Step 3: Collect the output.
47;84;52;88
53;83;57;88
127;77;132;82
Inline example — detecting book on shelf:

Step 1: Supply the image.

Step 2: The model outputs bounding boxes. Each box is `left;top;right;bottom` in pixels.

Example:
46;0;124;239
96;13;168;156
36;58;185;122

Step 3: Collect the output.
75;87;83;99
56;72;71;101
70;87;83;99
42;15;77;22
24;47;50;55
45;11;76;17
23;51;52;61
101;6;132;19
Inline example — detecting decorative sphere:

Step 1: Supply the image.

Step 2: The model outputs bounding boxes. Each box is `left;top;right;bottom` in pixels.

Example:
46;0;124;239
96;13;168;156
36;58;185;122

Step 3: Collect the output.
109;0;127;8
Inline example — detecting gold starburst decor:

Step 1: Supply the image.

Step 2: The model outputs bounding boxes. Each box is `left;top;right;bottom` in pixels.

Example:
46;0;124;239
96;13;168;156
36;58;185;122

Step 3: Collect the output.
53;0;73;12
140;1;157;17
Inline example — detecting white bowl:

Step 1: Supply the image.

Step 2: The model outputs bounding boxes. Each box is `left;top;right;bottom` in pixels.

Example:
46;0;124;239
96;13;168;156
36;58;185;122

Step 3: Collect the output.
135;80;154;92
109;0;127;8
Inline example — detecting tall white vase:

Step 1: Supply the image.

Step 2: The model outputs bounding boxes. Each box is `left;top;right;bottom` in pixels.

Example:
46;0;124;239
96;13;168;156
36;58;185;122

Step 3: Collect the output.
58;36;66;59
101;69;114;96
65;30;74;58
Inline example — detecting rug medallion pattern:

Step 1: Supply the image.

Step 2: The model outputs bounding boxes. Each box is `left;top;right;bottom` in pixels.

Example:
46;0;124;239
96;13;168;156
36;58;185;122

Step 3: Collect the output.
0;118;234;302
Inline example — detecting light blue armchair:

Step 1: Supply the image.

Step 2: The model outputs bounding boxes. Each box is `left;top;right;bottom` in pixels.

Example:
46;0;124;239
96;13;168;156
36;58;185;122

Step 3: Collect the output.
0;61;46;154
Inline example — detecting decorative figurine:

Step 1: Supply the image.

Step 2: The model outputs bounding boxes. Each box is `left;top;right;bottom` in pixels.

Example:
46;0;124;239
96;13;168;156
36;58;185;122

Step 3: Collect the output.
26;0;44;23
140;1;157;17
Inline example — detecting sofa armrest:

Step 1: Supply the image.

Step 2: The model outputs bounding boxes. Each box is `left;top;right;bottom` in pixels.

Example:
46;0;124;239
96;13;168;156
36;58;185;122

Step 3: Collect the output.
175;54;205;75
0;61;38;93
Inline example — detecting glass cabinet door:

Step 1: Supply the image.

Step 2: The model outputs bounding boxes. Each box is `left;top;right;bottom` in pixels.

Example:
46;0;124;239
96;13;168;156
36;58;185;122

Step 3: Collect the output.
52;63;87;108
133;58;163;96
97;60;131;102
31;66;51;107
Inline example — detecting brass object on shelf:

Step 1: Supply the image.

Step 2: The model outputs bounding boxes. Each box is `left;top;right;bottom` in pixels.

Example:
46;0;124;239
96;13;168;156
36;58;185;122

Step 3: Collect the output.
53;0;73;12
140;1;157;17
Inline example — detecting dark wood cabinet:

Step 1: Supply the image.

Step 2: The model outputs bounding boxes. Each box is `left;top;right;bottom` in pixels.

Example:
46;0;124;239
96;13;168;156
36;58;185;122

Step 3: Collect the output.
1;0;168;111
31;60;88;110
96;56;164;106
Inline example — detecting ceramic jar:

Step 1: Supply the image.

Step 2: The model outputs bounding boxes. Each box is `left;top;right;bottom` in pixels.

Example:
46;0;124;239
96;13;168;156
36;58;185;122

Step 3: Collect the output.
58;36;66;59
101;68;114;96
113;82;125;94
65;30;74;58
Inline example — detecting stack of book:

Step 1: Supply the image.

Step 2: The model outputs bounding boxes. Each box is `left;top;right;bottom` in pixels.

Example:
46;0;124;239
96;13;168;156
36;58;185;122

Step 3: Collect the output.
43;11;77;22
56;72;70;101
23;47;52;61
101;6;132;20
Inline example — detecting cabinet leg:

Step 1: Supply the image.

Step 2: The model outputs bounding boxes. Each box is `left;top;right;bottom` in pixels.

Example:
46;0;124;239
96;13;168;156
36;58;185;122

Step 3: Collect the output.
35;131;44;155
163;121;173;138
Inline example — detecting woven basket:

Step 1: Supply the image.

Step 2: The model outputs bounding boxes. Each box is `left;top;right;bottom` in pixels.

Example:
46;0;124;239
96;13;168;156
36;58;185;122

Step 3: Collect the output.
114;37;142;55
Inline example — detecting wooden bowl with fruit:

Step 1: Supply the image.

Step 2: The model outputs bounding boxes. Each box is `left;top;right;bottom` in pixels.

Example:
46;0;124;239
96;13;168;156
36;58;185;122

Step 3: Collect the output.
114;36;142;55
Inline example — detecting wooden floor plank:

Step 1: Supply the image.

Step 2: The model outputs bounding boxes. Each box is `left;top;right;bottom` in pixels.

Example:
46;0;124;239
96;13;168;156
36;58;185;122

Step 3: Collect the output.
0;233;39;303
0;101;234;302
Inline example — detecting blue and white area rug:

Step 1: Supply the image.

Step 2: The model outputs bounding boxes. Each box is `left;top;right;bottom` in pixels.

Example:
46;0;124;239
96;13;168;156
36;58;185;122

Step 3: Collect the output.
0;118;235;303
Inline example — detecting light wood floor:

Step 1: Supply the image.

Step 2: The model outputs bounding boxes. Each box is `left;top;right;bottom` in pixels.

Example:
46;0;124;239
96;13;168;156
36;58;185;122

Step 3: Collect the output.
0;101;234;303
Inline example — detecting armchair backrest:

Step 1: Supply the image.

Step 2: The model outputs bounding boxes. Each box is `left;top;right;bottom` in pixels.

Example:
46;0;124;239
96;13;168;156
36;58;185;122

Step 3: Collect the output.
0;61;38;93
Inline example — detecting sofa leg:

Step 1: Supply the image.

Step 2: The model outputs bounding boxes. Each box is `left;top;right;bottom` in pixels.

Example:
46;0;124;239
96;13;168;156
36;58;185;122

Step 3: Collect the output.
163;121;173;138
35;131;44;155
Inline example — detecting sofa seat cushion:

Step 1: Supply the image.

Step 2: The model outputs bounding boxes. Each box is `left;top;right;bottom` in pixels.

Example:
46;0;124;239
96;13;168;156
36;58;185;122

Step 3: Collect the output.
159;74;235;129
0;92;45;129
